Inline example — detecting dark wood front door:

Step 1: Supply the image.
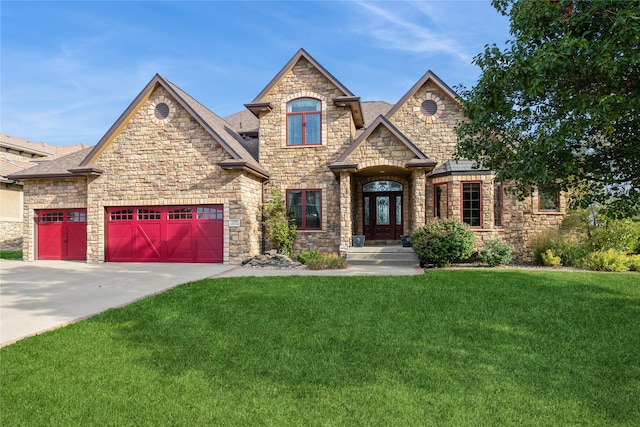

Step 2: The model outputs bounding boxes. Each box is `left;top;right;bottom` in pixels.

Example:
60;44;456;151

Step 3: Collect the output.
363;191;403;241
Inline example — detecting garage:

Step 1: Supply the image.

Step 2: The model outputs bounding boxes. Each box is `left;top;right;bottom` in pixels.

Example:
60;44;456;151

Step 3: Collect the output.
106;205;223;263
37;209;87;260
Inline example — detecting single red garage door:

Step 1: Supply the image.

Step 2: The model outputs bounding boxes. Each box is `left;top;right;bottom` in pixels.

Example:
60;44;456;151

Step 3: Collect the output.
37;209;87;260
106;205;223;263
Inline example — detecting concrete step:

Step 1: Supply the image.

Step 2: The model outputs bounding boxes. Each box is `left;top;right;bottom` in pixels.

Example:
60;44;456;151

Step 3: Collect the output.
347;246;419;266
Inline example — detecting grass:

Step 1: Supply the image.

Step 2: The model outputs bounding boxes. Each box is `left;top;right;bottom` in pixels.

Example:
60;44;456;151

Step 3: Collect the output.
0;250;22;259
2;270;639;426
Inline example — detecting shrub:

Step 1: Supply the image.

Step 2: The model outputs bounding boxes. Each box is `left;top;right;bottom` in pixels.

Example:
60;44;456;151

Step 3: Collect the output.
478;238;513;267
625;254;640;272
299;251;347;270
582;249;629;272
0;250;22;260
541;249;562;267
411;220;475;267
589;217;640;253
263;188;297;257
531;230;590;267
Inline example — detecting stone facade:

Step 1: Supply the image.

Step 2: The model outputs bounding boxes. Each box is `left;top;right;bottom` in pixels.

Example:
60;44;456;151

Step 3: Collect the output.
14;49;566;263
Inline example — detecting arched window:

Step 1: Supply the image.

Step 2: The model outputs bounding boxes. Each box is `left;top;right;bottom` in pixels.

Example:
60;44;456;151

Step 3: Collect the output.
363;181;403;192
287;98;321;146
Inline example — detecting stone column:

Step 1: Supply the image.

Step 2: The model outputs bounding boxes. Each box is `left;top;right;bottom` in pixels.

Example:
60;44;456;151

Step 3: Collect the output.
411;169;427;232
339;172;352;249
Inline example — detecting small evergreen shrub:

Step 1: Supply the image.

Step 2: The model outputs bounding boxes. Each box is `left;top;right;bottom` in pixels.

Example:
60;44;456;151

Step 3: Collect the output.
411;220;475;267
263;188;297;258
300;251;347;270
582;249;629;272
541;249;562;267
478;238;513;267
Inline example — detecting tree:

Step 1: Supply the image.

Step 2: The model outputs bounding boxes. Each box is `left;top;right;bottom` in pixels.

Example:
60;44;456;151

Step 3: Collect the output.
455;0;640;218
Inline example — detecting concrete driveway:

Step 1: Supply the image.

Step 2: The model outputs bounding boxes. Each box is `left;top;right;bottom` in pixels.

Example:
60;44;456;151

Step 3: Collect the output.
0;260;235;346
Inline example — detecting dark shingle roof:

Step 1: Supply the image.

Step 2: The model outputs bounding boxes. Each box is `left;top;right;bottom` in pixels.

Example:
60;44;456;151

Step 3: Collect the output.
430;160;491;177
7;147;95;179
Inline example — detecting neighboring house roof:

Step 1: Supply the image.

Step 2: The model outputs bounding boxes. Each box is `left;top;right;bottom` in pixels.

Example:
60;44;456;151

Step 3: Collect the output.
385;70;459;120
245;48;364;128
329;115;436;172
430;160;491;177
79;74;268;179
8;147;96;179
0;133;87;157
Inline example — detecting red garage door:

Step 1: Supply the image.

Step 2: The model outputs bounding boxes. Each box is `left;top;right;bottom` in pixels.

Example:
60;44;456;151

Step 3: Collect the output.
106;205;223;263
37;209;87;260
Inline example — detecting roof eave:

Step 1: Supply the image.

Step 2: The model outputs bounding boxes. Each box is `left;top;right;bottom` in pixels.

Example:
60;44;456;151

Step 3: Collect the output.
244;102;273;118
333;96;364;129
218;160;270;180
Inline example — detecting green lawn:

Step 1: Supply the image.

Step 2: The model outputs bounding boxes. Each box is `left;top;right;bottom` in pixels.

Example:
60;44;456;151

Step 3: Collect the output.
2;270;639;426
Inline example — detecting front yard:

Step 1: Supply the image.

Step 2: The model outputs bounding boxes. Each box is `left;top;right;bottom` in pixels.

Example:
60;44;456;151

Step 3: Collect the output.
2;270;639;425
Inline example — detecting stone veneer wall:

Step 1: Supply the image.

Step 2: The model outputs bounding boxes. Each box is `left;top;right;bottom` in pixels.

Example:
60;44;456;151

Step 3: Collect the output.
426;175;565;261
21;178;87;261
388;81;463;164
257;58;356;254
85;86;263;263
0;222;22;251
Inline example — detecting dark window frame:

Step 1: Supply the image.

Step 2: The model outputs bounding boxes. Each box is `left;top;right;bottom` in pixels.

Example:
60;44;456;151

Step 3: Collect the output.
434;183;448;219
539;185;560;211
494;182;504;228
286;98;322;146
461;181;482;228
286;189;322;230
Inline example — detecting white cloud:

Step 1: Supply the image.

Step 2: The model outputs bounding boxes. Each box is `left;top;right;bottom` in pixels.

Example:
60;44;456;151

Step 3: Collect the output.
352;0;472;62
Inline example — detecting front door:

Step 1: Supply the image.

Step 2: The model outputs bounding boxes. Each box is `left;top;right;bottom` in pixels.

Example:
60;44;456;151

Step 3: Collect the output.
363;180;404;241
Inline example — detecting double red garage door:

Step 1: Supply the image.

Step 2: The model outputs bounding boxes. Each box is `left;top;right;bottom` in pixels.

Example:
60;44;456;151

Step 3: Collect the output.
106;205;223;263
36;206;223;262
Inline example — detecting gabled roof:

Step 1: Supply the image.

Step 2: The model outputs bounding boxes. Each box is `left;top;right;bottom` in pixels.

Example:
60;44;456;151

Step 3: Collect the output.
329;115;436;172
245;48;364;128
385;70;459;120
250;48;355;102
81;74;269;179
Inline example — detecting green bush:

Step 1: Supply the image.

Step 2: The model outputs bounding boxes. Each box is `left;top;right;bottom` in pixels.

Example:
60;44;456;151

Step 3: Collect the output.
589;217;640;253
625;254;640;272
541;249;562;267
478;238;513;267
411;220;475;267
582;249;629;272
298;251;347;270
0;250;22;260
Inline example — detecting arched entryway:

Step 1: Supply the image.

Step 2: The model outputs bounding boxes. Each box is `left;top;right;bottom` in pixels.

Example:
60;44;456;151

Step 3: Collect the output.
362;180;403;241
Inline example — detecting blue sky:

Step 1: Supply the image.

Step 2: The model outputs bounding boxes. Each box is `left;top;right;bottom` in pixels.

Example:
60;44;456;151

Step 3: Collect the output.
1;1;511;146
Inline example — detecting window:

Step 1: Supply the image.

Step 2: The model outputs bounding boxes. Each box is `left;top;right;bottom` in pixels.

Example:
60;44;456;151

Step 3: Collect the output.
287;98;321;146
539;185;560;211
67;211;87;222
39;212;64;222
434;183;448;219
287;189;321;230
462;182;482;227
168;208;193;220
137;209;161;221
109;209;133;221
494;182;503;227
197;206;223;220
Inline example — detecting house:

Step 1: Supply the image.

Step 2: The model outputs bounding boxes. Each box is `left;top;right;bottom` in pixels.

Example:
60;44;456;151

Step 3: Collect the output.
9;49;565;263
0;133;86;251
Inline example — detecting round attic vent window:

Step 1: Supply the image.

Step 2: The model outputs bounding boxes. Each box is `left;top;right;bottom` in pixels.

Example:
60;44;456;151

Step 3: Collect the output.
420;99;438;116
154;103;170;120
